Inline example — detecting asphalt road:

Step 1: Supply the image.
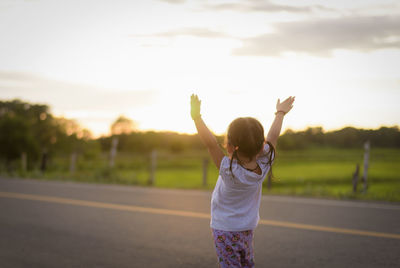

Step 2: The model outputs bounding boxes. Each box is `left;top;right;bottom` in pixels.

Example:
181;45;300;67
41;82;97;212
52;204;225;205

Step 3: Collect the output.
0;177;399;268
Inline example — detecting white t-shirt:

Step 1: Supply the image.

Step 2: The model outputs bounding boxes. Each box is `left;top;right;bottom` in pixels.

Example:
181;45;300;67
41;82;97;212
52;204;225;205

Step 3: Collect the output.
210;143;274;231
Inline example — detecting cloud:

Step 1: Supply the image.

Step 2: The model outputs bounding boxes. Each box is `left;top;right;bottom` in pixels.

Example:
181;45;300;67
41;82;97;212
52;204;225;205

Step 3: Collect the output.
132;15;400;57
0;71;157;112
131;27;231;39
233;15;400;57
201;0;333;14
0;72;164;136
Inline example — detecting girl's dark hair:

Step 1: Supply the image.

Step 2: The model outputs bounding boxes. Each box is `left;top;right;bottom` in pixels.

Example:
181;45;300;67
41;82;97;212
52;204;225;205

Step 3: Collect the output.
227;117;275;176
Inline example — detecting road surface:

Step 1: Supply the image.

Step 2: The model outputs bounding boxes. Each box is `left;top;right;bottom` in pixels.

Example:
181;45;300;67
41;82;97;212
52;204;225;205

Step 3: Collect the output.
0;177;399;267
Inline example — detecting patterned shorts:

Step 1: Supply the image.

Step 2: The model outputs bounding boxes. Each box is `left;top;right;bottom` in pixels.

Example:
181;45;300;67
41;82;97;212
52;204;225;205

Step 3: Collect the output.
212;228;255;268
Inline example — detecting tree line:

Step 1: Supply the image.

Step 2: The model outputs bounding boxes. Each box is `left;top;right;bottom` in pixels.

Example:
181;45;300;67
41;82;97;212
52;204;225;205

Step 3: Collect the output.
277;126;400;149
1;99;399;171
0;99;96;171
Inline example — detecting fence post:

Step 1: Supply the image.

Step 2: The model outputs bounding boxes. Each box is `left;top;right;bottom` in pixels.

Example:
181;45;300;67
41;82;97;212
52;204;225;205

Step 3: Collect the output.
202;157;209;187
148;150;157;185
362;140;370;193
352;163;360;193
109;136;119;168
70;152;77;174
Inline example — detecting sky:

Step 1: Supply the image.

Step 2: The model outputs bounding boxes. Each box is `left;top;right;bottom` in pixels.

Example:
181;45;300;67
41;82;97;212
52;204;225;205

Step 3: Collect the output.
0;0;399;137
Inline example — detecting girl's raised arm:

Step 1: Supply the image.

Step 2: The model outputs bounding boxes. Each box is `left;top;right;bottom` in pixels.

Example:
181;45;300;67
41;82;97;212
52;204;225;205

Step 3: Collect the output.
266;96;295;148
191;94;225;169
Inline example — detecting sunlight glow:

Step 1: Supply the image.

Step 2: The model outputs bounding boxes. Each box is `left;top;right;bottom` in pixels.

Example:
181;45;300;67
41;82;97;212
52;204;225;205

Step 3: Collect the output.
0;0;399;137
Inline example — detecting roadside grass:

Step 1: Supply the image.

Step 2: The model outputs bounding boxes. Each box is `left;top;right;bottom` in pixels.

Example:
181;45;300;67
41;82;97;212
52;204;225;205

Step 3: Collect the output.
267;147;400;202
2;147;399;202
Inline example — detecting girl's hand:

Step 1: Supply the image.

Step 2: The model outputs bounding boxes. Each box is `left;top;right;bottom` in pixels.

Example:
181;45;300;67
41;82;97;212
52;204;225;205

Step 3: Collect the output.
191;94;201;120
276;96;295;115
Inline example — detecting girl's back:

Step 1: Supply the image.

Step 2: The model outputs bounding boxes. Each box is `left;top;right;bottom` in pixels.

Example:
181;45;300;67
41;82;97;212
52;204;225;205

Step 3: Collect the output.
211;142;274;232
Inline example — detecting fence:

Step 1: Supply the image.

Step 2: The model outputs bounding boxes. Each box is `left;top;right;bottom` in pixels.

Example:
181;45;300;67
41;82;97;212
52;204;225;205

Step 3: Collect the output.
352;141;370;193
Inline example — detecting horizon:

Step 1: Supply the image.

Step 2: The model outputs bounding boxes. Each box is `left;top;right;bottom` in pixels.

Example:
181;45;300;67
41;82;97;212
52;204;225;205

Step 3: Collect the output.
2;95;399;139
1;0;399;137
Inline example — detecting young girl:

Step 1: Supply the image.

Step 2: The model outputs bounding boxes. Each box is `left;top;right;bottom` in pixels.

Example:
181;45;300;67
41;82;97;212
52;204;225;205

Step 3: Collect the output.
190;94;295;267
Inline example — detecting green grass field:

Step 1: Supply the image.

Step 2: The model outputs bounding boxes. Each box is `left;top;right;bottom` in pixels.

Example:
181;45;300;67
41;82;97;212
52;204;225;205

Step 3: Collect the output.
5;147;400;202
269;148;400;202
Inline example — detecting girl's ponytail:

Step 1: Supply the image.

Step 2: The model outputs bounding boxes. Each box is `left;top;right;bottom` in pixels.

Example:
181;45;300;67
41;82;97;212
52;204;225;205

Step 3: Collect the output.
229;149;238;176
266;141;276;178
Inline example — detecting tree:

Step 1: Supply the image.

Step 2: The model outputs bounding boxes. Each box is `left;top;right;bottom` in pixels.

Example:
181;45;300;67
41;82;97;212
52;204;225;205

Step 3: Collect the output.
0;115;38;170
0;99;95;172
110;115;136;135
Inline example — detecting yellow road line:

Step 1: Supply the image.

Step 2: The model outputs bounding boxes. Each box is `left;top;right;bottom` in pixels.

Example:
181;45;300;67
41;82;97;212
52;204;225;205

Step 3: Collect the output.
258;219;400;240
1;191;400;240
0;191;211;219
